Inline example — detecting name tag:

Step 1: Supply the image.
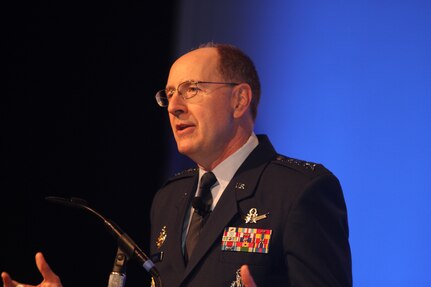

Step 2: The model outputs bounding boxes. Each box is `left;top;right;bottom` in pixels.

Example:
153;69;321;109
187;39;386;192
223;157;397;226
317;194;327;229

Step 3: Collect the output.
221;227;272;254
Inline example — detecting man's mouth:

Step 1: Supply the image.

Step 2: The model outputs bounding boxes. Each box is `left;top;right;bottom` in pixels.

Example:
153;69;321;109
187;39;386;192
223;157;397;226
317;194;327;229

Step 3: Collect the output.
176;123;194;131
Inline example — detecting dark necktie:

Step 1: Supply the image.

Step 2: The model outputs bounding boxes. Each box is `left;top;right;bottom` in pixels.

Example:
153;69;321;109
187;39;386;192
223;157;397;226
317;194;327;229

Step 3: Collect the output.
185;171;217;262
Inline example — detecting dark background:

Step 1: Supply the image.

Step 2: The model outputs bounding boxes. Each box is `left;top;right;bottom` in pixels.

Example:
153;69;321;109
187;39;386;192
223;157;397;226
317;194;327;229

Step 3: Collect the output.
2;1;179;286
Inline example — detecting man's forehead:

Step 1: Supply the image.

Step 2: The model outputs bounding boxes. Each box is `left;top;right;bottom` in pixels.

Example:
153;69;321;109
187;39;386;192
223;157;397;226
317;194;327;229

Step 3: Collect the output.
167;48;220;85
185;46;218;58
176;47;218;68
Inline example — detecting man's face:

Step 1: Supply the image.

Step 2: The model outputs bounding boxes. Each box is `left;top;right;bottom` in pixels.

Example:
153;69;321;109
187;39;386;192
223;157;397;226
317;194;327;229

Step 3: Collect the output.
165;48;237;167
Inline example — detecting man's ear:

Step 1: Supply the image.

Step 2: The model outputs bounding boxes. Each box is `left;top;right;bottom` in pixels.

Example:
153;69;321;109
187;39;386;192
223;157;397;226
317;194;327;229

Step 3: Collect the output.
232;83;252;118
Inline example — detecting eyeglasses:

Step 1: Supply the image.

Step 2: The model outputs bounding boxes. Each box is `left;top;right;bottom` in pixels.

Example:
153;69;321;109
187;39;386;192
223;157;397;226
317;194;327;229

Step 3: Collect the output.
155;80;240;107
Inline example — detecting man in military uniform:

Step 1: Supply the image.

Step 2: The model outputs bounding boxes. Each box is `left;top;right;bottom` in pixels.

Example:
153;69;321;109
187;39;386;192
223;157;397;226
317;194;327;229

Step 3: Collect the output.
2;43;352;287
149;43;352;286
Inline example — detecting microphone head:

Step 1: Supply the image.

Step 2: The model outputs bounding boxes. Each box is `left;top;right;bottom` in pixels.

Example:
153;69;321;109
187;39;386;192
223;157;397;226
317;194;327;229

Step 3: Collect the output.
45;196;89;208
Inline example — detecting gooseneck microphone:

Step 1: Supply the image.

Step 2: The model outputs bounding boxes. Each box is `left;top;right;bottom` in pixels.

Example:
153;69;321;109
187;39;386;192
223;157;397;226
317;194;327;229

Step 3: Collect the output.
45;196;161;286
108;247;128;287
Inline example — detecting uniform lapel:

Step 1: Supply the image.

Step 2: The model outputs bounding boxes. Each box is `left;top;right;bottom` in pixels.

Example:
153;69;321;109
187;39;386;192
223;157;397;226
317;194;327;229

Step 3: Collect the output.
183;181;239;275
169;174;199;274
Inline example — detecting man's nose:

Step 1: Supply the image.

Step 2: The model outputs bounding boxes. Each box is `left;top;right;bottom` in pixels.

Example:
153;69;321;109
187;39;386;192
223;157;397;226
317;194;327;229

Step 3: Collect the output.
167;91;186;116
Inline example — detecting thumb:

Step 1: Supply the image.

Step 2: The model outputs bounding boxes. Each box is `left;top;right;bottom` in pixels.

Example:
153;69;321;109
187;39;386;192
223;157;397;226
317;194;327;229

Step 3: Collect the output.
1;272;21;287
35;252;61;283
1;272;13;287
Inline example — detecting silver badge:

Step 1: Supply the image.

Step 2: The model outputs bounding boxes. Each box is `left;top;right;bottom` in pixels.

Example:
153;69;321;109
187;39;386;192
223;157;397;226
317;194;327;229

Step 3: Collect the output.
235;182;246;190
245;208;269;223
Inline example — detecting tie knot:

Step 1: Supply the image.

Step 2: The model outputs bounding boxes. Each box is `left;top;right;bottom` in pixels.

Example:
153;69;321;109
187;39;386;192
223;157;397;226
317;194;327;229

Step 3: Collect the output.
192;172;217;217
200;172;217;190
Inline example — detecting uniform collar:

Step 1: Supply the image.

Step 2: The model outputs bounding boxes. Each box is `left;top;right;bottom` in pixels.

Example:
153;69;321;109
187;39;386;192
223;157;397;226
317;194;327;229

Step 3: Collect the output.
198;132;259;206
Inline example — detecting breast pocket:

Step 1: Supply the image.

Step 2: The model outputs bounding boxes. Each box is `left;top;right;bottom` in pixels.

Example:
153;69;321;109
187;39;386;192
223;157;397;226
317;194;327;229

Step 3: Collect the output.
220;248;271;265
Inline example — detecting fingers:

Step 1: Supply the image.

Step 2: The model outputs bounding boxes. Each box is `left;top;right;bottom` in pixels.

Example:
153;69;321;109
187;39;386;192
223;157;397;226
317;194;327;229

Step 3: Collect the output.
35;252;62;286
1;272;13;287
35;252;52;279
2;253;62;287
1;272;22;287
240;265;257;287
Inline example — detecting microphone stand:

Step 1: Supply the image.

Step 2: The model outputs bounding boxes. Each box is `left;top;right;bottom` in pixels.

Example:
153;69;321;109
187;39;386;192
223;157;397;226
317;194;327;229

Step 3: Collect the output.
45;196;162;287
108;247;128;287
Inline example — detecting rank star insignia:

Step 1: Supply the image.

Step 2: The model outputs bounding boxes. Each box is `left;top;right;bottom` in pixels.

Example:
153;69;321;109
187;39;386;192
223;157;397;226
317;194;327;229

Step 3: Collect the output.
156;226;167;249
245;208;269;223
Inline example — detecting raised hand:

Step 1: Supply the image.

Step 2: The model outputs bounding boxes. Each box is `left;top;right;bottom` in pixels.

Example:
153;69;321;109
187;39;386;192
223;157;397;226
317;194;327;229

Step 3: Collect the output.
1;252;62;287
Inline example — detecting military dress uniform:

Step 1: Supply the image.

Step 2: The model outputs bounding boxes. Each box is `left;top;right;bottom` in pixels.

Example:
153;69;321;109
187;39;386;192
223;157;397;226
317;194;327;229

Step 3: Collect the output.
149;135;352;287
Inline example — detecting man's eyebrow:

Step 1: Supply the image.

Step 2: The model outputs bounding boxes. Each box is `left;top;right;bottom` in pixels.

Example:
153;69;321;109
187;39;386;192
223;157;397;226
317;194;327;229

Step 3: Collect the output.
165;85;174;90
165;80;195;90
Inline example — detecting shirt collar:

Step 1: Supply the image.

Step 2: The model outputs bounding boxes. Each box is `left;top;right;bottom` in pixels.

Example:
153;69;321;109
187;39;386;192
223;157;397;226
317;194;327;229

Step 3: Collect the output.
198;132;259;195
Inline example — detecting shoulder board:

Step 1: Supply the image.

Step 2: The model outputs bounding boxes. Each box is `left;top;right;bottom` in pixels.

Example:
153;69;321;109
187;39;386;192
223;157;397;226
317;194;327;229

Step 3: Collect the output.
167;167;198;181
160;167;198;188
173;167;199;178
272;155;318;172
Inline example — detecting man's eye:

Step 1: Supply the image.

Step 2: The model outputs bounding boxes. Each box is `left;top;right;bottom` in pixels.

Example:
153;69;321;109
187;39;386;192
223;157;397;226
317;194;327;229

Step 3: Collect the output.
187;86;199;93
166;90;175;98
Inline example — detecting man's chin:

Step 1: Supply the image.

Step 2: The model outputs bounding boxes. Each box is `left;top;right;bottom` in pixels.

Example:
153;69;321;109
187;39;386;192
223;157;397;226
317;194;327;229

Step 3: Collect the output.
176;142;194;156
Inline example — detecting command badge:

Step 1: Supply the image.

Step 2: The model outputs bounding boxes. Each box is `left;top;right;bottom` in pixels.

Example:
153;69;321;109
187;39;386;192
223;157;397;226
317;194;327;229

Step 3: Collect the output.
156;226;167;249
245;208;268;223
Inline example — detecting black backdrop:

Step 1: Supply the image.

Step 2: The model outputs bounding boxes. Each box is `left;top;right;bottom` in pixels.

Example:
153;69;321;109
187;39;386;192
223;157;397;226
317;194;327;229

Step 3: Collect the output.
2;1;178;286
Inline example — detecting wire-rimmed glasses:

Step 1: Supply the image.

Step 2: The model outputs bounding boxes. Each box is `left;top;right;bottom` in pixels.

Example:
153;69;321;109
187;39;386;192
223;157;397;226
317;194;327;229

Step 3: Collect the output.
155;80;240;107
